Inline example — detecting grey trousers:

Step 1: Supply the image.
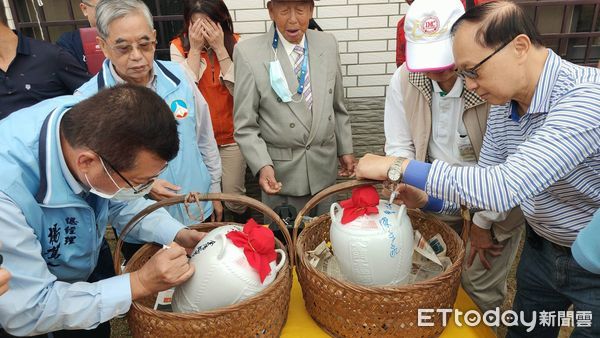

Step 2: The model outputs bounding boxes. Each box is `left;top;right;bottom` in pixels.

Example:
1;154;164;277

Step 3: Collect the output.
462;225;523;313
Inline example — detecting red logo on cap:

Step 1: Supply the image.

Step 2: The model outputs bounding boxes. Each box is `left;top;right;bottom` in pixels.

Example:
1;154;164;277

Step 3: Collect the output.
421;16;440;34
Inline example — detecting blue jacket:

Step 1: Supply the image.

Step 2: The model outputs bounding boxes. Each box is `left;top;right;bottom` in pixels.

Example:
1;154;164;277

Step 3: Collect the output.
0;96;184;335
77;59;214;226
573;209;600;274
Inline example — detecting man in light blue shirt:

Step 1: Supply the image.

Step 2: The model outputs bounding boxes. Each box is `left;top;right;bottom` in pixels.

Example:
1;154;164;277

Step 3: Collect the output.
0;84;203;337
357;2;600;337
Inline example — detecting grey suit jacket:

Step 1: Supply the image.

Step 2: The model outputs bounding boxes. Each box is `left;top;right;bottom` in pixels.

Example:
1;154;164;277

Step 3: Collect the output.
233;25;353;197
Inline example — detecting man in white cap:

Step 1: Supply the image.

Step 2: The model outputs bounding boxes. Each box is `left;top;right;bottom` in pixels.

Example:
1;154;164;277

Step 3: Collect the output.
383;0;524;316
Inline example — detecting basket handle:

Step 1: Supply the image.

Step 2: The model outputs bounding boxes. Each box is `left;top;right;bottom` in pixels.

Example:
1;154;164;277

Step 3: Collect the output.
292;179;378;246
113;192;294;275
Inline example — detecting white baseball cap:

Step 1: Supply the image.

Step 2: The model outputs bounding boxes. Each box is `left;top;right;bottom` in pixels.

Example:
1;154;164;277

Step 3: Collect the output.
404;0;465;72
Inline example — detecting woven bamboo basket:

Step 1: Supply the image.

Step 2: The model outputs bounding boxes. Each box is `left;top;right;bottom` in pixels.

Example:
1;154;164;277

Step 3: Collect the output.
114;193;294;338
293;180;468;338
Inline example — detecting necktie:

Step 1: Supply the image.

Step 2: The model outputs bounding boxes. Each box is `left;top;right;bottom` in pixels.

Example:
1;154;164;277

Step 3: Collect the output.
293;45;312;111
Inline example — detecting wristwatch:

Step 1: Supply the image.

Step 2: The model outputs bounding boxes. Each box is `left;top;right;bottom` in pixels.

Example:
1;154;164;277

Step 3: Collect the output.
387;157;407;183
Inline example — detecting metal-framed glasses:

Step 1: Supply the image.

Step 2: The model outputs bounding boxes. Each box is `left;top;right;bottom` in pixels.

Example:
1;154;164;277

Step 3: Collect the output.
81;1;96;8
98;154;167;194
455;39;513;79
104;39;157;57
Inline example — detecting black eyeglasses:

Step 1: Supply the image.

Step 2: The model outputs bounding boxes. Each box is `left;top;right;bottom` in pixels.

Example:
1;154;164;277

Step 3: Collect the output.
455;38;513;79
81;1;96;8
98;154;167;194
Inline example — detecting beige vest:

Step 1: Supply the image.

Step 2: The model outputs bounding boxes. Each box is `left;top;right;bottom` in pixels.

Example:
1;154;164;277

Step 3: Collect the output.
397;65;524;238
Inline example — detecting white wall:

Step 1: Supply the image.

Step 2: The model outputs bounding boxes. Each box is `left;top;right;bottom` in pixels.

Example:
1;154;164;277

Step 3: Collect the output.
224;0;410;98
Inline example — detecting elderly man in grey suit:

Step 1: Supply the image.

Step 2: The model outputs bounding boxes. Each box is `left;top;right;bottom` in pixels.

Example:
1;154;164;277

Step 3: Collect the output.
233;0;355;218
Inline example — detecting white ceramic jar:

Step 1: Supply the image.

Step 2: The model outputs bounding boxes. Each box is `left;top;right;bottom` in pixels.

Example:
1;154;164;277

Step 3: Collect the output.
329;201;413;286
172;225;286;313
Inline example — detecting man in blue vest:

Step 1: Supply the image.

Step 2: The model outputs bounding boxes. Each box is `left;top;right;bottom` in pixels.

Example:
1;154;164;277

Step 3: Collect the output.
76;0;223;232
0;84;204;337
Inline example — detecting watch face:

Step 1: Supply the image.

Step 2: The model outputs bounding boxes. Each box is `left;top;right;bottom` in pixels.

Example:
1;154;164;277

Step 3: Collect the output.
388;168;401;182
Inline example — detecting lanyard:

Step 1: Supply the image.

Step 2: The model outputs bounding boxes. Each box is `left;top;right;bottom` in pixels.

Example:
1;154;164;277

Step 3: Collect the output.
272;30;309;96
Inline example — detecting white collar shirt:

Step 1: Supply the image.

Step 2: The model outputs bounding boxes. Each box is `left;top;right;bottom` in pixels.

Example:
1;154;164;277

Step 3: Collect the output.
276;28;309;74
428;78;476;166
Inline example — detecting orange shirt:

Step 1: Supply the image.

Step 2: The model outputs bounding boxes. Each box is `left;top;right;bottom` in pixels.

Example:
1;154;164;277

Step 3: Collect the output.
171;37;235;146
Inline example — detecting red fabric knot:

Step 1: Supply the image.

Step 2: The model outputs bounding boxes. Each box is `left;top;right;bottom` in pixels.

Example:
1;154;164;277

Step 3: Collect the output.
225;218;277;283
339;185;380;224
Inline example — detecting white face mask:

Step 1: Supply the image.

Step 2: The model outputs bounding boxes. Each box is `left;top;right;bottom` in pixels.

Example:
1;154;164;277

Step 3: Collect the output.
269;59;293;103
85;158;154;201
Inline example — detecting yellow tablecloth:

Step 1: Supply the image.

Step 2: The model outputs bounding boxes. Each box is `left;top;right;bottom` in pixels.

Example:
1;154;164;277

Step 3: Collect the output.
281;269;495;338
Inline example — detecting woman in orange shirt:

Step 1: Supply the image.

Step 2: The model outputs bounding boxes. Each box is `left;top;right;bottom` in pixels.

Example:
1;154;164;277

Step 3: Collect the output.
171;0;249;222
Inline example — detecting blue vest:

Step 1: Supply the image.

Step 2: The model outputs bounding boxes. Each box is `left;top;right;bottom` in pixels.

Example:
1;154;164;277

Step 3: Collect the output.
76;60;213;225
0;96;111;282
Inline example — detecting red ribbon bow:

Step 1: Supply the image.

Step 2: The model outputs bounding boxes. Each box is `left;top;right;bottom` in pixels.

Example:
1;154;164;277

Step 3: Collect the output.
225;219;277;283
339;185;380;224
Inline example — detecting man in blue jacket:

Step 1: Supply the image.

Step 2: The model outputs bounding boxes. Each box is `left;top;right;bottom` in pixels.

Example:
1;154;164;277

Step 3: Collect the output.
0;84;204;337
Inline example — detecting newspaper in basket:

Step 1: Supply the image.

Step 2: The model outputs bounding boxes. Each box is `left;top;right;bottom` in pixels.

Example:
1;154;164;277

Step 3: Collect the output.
329;185;413;286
